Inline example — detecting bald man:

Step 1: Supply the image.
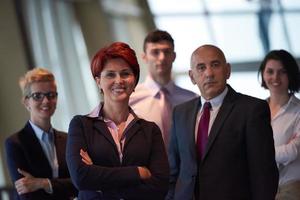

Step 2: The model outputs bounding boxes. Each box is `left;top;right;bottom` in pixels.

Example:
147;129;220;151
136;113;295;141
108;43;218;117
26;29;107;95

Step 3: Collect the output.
166;45;278;200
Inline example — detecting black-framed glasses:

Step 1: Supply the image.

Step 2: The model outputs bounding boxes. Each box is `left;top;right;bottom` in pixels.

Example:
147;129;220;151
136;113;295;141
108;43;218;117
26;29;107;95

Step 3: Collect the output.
27;92;58;101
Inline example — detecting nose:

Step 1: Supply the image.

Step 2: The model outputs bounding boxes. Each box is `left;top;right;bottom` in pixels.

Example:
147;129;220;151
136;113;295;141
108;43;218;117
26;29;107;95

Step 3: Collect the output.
273;71;280;81
114;73;124;83
41;95;50;103
205;67;213;78
158;51;166;61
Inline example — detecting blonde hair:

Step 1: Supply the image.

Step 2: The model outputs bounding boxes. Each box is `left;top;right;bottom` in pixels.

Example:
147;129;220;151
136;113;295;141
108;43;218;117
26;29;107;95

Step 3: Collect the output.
19;68;56;101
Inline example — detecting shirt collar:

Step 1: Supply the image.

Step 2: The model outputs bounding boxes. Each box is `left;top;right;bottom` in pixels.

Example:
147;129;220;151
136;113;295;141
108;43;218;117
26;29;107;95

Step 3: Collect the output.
29;120;54;140
200;86;228;110
144;75;176;97
87;103;139;120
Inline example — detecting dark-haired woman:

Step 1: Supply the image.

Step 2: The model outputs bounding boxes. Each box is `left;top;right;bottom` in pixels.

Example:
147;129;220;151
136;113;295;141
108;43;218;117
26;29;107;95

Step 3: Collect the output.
259;49;300;200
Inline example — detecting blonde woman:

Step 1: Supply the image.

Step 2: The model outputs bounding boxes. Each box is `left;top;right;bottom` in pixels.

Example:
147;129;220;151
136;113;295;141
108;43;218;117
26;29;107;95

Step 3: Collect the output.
5;68;77;200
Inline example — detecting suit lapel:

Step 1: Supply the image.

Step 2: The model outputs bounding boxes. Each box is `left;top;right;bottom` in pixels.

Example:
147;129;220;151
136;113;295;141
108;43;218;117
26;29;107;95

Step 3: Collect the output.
123;118;140;148
93;119;119;155
202;86;238;161
20;122;52;177
54;130;65;176
185;98;201;160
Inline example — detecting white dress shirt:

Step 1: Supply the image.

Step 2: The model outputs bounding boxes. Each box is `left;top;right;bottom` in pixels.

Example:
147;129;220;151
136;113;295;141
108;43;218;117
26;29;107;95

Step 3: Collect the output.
29;121;58;178
194;87;228;141
270;95;300;185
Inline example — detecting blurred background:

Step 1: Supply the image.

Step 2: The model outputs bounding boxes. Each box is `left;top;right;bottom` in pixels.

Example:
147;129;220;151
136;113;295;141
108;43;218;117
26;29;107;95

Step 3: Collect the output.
1;0;299;189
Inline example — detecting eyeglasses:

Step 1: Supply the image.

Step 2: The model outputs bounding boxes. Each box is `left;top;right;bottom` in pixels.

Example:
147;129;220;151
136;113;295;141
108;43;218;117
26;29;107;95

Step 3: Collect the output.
26;92;58;101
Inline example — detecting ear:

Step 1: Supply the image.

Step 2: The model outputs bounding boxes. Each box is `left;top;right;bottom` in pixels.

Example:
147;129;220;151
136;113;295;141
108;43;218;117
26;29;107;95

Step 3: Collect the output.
23;99;31;111
172;51;176;62
142;52;147;62
95;76;102;89
226;63;231;79
189;70;196;85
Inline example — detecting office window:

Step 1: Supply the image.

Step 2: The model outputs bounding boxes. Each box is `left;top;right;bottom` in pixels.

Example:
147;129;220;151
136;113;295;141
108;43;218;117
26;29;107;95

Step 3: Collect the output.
148;0;300;98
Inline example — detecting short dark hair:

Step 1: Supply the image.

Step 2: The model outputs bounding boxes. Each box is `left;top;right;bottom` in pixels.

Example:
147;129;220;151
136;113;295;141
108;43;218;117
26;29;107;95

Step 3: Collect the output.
258;49;300;93
91;42;140;86
143;29;174;52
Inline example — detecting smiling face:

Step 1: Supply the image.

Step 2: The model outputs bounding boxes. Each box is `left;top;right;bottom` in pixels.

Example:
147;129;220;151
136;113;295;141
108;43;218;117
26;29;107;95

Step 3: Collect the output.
24;81;57;124
189;45;230;100
96;58;136;104
263;59;289;95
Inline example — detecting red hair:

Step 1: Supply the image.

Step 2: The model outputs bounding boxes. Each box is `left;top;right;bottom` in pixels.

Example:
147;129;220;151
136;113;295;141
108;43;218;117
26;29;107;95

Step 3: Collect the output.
91;42;140;85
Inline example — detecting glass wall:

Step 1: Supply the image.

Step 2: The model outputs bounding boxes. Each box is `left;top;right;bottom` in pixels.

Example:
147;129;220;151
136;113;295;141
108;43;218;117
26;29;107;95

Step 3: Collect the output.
147;0;300;99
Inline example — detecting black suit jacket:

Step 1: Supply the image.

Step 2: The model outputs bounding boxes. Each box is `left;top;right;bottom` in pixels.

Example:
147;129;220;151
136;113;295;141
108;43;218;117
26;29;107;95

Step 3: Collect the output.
167;85;278;200
5;122;77;200
66;115;169;200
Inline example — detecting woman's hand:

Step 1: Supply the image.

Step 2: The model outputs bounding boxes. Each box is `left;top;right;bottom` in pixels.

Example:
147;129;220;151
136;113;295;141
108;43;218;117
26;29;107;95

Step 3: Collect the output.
80;149;93;165
15;168;50;195
137;167;152;179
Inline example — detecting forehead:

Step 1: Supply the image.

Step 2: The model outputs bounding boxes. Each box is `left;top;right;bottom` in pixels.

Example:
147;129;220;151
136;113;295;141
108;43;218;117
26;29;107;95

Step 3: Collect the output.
191;47;225;65
103;58;131;71
30;81;56;92
145;41;174;52
265;59;284;69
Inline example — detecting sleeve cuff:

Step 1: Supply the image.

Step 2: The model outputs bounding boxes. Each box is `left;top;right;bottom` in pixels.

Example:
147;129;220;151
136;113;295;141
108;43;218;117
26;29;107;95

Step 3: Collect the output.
45;178;53;194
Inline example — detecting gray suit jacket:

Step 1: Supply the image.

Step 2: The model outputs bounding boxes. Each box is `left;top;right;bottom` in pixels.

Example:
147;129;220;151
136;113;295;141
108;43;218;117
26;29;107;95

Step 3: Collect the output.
166;85;278;200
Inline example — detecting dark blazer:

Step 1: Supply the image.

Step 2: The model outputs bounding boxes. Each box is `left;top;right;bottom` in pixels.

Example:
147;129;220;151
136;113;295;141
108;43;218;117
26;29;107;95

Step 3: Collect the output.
5;122;77;200
66;114;169;200
167;85;278;200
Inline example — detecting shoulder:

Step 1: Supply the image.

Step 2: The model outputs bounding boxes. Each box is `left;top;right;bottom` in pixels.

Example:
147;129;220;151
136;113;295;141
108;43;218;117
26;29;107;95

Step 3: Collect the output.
236;92;268;107
136;118;159;128
129;84;155;106
175;97;199;110
287;95;300;116
130;83;153;98
54;129;67;139
135;118;161;134
5;126;29;153
70;115;91;124
5;132;20;147
5;124;29;145
226;86;268;108
291;95;300;107
173;84;198;97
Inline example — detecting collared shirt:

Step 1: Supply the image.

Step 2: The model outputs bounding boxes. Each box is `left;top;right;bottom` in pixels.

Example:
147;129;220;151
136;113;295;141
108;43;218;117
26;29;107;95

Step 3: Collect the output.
194;87;228;142
29;121;59;178
129;75;197;142
270;95;300;185
88;104;135;162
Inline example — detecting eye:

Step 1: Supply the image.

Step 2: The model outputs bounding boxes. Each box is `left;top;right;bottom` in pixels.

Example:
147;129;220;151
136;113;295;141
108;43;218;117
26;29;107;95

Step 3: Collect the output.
150;49;160;57
279;69;287;74
211;61;220;68
31;92;44;101
163;49;173;55
120;70;133;78
265;69;274;75
46;92;58;99
103;72;116;79
195;64;206;72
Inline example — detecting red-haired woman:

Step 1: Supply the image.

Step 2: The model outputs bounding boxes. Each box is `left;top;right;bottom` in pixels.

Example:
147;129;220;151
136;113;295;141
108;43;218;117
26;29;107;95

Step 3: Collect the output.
66;42;169;200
